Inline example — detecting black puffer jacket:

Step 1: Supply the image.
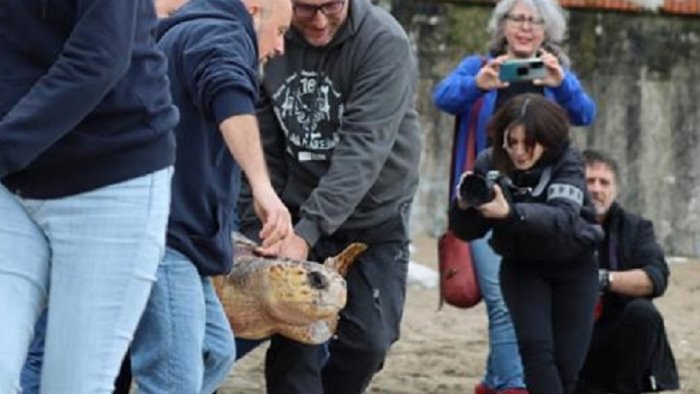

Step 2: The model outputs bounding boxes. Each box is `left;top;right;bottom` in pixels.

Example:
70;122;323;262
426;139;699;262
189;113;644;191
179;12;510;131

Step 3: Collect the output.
597;202;679;391
601;202;670;307
450;145;603;265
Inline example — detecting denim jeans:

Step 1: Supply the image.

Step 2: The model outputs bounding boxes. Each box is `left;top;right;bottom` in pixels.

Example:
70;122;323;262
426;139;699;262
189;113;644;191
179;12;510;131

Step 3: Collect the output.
19;311;46;394
471;233;526;389
20;311;133;394
0;168;172;393
130;247;236;394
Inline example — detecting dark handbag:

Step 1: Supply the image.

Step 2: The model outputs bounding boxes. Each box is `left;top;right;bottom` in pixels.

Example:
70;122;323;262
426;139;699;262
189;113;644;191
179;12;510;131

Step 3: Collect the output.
438;231;481;309
437;88;485;310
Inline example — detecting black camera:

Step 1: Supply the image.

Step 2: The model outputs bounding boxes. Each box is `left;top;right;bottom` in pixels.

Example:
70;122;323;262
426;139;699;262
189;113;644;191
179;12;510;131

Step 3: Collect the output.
459;171;513;207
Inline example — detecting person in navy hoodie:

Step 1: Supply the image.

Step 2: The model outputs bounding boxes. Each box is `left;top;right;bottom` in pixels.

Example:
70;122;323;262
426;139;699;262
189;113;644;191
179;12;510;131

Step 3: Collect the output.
0;0;176;392
128;0;294;392
156;0;190;17
18;2;195;392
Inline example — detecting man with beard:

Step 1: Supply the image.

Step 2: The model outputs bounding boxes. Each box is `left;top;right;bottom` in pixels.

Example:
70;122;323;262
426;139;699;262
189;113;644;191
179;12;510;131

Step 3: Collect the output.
237;0;422;391
577;149;679;393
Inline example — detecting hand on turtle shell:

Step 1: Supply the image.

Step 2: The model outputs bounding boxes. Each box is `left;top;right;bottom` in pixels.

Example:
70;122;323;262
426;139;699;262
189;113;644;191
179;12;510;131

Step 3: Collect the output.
277;232;310;261
252;185;293;248
255;238;284;257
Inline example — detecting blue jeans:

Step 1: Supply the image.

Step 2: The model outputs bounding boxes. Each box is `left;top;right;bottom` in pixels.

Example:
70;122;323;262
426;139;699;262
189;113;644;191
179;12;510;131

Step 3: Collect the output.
0;168;172;393
131;248;236;394
19;311;47;394
22;310;134;394
472;233;526;389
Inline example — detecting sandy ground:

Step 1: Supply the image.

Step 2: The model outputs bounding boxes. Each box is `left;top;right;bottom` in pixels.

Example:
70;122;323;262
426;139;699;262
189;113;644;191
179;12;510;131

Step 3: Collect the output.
220;235;700;393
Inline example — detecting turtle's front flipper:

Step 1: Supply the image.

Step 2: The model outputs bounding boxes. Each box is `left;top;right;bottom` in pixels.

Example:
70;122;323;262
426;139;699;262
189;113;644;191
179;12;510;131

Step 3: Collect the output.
276;318;337;345
324;243;367;277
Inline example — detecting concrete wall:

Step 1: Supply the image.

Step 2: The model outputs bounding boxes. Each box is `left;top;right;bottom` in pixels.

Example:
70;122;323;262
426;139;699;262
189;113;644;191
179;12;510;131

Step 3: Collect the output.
392;1;700;256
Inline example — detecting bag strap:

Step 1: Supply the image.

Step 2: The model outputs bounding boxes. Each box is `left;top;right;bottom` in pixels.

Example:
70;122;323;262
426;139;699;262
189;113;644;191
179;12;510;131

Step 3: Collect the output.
447;56;488;200
464;98;483;173
464;56;488;173
440;57;487;310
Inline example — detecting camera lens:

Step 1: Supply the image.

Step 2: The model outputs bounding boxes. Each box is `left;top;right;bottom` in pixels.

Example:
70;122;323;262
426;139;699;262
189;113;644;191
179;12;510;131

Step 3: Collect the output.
516;66;529;76
459;174;495;206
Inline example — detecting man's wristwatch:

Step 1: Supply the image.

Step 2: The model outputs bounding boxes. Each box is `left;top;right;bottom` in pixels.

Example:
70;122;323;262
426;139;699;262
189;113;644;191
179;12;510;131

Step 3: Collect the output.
598;269;613;292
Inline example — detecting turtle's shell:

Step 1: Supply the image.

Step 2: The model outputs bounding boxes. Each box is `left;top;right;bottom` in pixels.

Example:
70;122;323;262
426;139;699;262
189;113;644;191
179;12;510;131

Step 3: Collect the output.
213;234;367;344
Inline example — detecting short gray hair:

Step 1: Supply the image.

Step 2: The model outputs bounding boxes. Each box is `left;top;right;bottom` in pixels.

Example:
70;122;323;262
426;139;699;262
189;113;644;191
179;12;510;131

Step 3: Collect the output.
486;0;570;67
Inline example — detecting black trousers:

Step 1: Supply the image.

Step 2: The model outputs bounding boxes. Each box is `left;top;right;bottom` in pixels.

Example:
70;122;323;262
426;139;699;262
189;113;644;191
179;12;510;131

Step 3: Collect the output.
500;261;598;394
576;298;679;394
265;211;411;394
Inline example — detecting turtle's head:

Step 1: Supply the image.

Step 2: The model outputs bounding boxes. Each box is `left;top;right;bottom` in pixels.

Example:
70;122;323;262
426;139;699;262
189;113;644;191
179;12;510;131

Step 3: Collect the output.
263;260;347;325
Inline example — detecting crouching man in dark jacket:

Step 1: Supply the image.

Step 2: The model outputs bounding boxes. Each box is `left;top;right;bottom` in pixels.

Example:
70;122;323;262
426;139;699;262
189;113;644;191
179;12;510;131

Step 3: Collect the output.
577;149;679;394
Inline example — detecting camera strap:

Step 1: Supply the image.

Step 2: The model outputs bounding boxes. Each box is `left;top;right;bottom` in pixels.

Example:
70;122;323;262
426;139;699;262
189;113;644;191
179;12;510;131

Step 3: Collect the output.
526;165;552;197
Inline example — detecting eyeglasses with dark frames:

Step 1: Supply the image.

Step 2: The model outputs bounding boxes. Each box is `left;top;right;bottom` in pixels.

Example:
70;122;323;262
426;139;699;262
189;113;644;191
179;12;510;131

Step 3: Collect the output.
504;14;545;28
292;0;345;19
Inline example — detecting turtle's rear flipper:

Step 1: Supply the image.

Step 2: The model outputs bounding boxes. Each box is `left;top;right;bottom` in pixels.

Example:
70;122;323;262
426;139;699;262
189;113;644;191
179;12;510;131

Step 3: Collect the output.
324;243;367;277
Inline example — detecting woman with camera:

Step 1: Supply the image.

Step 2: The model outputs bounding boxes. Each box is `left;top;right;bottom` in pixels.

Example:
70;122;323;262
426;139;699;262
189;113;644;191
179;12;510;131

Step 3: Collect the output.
433;0;596;392
451;94;601;394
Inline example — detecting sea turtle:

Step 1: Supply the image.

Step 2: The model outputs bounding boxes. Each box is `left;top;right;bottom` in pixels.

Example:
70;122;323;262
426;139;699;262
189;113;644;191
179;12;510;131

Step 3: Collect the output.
213;233;367;345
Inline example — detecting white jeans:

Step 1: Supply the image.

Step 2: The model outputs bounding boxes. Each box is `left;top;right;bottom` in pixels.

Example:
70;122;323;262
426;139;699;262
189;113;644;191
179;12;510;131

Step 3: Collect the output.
0;168;171;393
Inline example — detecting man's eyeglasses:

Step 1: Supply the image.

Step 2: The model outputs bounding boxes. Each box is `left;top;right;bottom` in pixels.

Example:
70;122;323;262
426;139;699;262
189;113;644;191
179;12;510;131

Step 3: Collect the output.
504;14;545;28
293;0;345;19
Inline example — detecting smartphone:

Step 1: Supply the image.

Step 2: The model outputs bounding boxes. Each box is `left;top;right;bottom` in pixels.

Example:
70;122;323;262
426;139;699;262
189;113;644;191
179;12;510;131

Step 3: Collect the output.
499;58;547;82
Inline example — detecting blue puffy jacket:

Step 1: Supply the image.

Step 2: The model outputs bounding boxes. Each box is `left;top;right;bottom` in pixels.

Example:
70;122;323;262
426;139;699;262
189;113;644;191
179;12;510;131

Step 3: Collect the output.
433;54;597;197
